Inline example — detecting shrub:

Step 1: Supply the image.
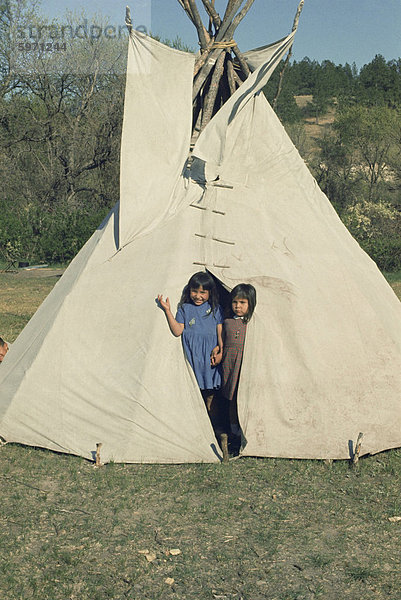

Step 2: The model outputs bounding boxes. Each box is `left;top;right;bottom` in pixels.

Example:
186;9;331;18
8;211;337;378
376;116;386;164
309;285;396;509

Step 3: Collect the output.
360;236;401;271
341;199;401;270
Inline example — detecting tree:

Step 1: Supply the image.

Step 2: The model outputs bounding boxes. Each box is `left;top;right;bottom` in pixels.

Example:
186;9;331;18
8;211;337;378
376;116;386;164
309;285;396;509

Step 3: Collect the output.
263;75;302;124
359;54;401;107
0;0;40;97
287;57;319;94
334;105;400;201
313;103;401;270
0;9;127;261
315;105;400;207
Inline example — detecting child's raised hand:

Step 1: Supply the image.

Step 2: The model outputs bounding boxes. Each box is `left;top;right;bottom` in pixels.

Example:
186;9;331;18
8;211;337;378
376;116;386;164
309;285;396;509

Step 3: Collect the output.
157;294;171;313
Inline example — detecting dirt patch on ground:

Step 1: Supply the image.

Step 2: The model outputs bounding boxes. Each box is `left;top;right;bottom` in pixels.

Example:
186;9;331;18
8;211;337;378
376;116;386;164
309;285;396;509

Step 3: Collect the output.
4;267;65;279
295;94;313;108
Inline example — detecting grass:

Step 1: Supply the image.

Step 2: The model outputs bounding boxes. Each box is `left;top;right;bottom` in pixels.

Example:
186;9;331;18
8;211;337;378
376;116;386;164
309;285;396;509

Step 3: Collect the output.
384;270;401;301
1;447;401;599
0;270;401;599
0;272;59;342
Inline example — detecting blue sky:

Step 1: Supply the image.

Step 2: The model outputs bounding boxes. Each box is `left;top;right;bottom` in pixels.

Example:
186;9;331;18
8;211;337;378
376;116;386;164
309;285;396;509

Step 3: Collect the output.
39;0;401;68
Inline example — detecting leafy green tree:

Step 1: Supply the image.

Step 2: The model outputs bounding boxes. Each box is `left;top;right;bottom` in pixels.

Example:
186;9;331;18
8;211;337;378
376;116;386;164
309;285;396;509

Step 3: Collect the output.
341;199;401;271
314;103;401;270
285;121;312;160
0;9;126;262
358;55;401;107
1;0;31;96
334;105;400;201
316;105;400;207
263;65;302;124
314;131;361;214
287;57;319;94
274;85;302;123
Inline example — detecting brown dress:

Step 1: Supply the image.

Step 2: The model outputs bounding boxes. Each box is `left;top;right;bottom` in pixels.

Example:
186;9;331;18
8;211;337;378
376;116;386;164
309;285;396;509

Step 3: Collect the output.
220;317;247;401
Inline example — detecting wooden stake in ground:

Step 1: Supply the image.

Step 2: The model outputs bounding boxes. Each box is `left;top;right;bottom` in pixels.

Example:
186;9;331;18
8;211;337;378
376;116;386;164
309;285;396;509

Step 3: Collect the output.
95;442;103;467
352;432;364;466
220;433;229;463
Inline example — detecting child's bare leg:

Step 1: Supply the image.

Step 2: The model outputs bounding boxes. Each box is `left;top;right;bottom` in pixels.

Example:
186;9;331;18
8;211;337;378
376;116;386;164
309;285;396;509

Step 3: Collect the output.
201;389;213;412
201;389;224;432
201;389;217;422
202;390;230;461
228;393;241;456
229;395;240;434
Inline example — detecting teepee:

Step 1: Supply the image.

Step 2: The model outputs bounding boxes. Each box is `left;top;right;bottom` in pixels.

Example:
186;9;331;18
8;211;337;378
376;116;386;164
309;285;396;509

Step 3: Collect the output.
0;3;400;463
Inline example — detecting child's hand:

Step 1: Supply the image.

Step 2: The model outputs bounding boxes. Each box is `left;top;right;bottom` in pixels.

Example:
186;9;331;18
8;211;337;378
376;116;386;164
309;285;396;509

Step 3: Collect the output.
157;294;171;313
210;346;222;366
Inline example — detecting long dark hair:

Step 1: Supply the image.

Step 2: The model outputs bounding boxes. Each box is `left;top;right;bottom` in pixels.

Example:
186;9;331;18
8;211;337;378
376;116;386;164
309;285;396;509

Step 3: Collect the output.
179;271;220;313
230;283;256;323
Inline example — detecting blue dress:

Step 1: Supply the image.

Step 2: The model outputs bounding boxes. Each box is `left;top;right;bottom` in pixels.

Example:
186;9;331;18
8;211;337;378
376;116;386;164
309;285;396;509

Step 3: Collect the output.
176;302;224;390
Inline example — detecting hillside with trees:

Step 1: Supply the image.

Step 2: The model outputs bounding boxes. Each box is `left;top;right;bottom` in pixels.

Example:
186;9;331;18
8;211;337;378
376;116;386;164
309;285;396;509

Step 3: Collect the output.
264;55;401;270
1;1;400;270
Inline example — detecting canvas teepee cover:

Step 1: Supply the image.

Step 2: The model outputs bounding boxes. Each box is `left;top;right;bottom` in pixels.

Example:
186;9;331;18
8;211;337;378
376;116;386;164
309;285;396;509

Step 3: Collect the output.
0;27;400;463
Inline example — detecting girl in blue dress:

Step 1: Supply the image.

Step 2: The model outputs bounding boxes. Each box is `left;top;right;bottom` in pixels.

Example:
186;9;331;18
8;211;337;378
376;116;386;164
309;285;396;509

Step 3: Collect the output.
158;272;224;417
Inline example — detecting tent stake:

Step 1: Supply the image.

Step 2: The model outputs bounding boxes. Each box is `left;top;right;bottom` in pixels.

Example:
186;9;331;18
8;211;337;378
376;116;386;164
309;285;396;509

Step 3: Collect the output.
352;432;364;466
95;442;103;467
220;433;229;463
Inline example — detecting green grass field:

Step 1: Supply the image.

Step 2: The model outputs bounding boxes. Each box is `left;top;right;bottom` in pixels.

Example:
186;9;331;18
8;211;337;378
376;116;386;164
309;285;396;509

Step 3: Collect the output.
1;269;401;599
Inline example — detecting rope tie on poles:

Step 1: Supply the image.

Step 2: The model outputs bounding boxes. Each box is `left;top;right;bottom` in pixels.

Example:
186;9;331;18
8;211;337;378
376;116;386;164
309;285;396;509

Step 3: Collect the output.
211;39;237;49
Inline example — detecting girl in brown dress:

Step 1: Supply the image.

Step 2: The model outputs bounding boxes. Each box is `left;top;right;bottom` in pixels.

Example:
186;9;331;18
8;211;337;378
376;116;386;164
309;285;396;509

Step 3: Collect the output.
212;284;256;445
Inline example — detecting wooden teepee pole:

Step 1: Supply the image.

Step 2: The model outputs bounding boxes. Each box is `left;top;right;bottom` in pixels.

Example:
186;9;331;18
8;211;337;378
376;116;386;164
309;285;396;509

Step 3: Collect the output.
125;6;133;34
178;0;256;136
223;0;243;21
226;55;238;95
178;0;299;138
192;0;245;79
201;0;221;28
272;0;304;110
188;0;210;49
200;50;226;129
